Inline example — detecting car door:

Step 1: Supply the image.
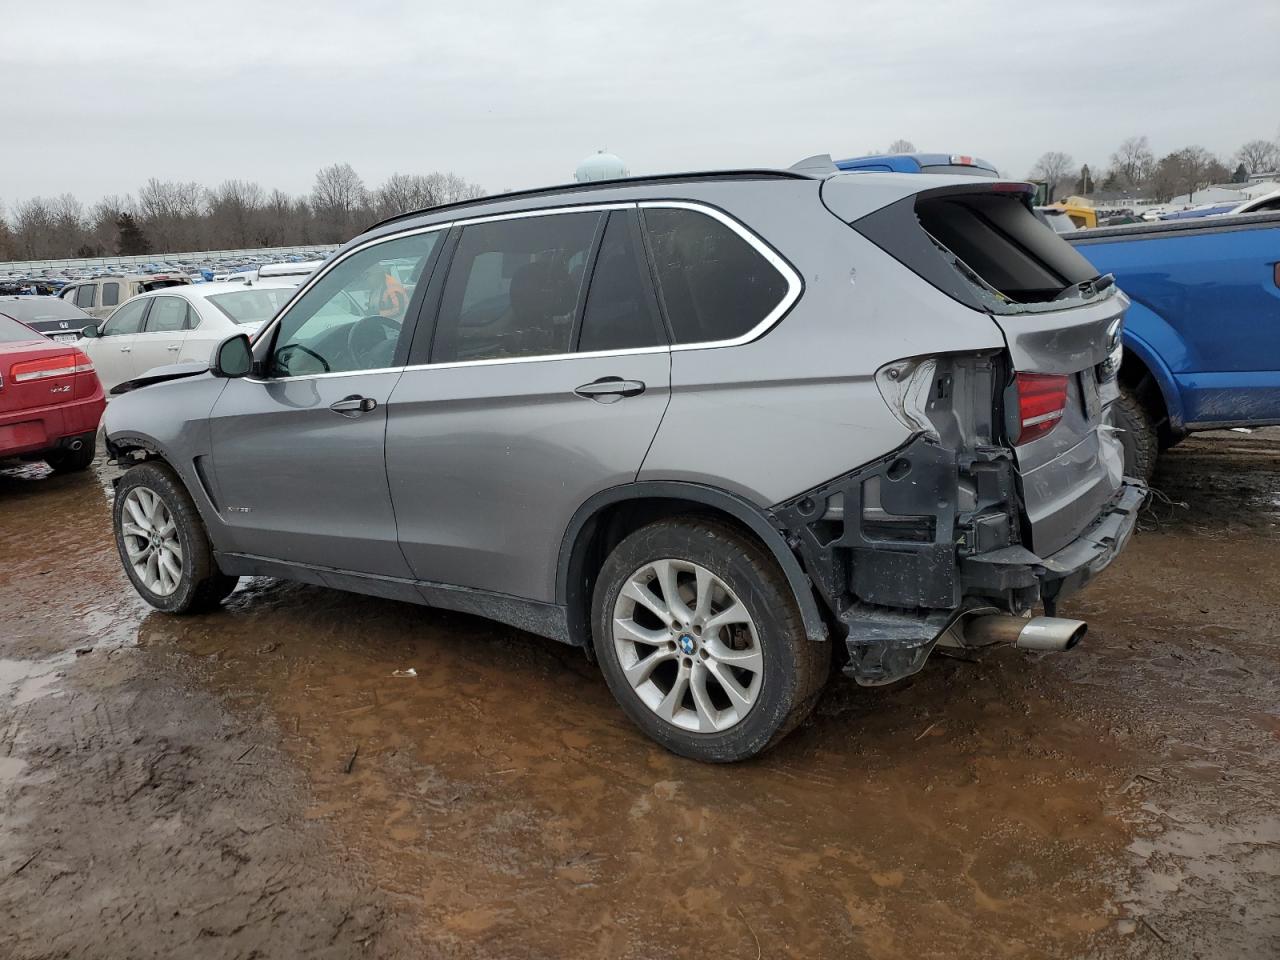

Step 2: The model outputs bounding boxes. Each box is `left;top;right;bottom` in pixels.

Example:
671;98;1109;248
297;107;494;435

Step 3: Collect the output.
131;295;193;377
87;297;150;391
385;206;672;602
207;228;444;576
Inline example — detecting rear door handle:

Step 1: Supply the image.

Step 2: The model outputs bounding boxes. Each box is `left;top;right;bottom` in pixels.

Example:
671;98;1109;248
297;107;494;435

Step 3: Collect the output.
329;395;377;417
574;377;646;403
166;344;181;352
119;346;131;353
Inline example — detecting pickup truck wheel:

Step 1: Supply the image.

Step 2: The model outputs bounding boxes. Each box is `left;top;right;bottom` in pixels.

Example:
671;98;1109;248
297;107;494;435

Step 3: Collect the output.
44;434;96;473
1113;386;1158;481
591;518;828;762
113;461;239;614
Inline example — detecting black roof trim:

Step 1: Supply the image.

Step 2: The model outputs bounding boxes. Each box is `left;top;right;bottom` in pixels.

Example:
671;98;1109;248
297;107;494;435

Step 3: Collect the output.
366;169;812;231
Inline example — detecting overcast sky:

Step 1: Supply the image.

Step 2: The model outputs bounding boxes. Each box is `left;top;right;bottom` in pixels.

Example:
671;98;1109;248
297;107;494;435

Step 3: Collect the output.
5;0;1278;206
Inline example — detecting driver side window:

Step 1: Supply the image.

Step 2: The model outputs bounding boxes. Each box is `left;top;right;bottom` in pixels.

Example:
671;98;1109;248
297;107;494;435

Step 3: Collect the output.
268;231;440;377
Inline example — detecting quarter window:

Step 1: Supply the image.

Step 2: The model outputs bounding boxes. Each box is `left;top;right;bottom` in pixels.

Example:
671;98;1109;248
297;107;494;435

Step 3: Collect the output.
101;299;148;337
641;207;789;345
431;212;600;363
101;282;120;307
269;231;439;377
75;284;97;308
578;212;665;352
145;297;190;333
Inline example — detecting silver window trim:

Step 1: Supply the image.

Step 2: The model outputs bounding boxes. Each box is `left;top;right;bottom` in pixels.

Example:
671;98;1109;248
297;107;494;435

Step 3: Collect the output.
637;200;803;351
249;198;800;383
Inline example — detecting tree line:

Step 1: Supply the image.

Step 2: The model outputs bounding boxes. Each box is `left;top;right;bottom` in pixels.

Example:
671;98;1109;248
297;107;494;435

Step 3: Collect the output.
0;163;486;262
1028;133;1280;203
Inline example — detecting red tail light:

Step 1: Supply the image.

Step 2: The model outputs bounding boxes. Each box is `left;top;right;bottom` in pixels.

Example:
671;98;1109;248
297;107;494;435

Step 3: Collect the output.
1014;372;1069;445
10;351;94;383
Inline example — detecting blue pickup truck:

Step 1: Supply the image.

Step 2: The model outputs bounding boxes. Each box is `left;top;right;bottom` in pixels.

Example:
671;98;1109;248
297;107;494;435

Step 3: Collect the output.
1066;212;1280;478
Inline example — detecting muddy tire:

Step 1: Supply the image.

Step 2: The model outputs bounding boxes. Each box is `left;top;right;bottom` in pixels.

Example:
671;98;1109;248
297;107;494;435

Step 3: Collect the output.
113;461;238;614
1113;386;1158;481
591;517;828;762
44;434;96;473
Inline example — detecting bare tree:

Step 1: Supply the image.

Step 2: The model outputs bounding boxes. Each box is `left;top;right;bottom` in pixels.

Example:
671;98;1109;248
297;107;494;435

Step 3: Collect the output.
372;172;441;220
1108;135;1155;188
1150;146;1223;202
886;139;917;154
12;197;57;259
207;179;266;248
1236;139;1280;175
138;179;206;250
311;162;369;242
1029;151;1073;201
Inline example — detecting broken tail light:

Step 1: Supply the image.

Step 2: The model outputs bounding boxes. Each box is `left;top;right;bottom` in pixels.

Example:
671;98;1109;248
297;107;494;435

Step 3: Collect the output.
1013;372;1069;445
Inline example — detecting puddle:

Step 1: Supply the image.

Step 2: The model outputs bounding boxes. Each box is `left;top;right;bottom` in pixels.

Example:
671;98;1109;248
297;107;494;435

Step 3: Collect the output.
0;654;73;707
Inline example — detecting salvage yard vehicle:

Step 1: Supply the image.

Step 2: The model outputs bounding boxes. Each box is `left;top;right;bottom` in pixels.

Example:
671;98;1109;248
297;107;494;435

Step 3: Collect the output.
101;168;1144;761
78;280;302;392
58;273;192;321
1066;210;1280;478
0;313;105;473
0;295;95;343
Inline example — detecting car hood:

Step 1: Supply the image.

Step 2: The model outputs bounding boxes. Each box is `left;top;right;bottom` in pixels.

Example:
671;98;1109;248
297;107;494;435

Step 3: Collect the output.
110;360;210;396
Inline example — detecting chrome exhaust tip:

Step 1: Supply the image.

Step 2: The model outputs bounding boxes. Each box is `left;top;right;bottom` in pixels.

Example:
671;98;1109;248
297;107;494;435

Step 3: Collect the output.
68;439;84;451
963;614;1087;652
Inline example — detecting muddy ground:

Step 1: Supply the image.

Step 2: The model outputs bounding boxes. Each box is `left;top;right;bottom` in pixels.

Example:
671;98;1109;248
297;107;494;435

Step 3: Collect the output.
1;430;1277;960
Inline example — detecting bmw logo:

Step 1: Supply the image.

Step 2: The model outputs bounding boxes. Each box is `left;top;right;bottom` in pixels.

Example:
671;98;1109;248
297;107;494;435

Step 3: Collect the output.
677;634;696;655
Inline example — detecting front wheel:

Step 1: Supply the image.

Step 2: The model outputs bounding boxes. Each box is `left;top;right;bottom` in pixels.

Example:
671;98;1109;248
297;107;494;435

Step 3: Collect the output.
591;518;829;762
113;461;239;613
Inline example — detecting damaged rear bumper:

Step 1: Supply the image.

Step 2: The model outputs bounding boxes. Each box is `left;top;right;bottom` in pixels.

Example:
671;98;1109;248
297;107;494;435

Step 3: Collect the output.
842;478;1146;685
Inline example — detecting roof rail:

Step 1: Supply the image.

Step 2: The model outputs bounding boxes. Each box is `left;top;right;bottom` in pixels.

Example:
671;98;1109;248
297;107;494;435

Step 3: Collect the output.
367;169;813;231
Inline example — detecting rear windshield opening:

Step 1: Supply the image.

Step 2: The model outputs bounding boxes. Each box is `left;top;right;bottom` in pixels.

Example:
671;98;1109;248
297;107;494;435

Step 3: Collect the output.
916;193;1097;303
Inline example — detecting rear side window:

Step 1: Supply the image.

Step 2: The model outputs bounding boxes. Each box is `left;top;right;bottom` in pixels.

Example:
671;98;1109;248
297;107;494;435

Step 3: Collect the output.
102;282;120;307
641;207;789;345
75;284;96;308
915;193;1097;303
145;297;191;333
432;211;599;363
578;212;665;352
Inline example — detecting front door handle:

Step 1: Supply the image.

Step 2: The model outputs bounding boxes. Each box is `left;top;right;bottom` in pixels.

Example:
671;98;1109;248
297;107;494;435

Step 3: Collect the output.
574;377;646;403
329;395;377;417
119;346;131;353
166;344;180;351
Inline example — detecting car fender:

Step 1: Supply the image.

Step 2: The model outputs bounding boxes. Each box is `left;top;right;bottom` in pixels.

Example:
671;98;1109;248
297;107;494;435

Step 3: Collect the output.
557;481;829;644
1120;300;1187;430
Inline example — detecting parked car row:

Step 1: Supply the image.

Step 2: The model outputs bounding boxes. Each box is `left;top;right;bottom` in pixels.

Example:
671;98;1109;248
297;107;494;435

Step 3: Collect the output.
99;166;1145;762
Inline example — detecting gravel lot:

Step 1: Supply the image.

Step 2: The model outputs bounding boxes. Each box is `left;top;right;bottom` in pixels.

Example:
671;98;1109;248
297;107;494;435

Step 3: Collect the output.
2;429;1278;959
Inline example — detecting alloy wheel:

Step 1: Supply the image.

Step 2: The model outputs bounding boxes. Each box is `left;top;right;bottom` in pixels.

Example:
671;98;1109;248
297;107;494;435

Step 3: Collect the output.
612;558;764;733
120;486;183;597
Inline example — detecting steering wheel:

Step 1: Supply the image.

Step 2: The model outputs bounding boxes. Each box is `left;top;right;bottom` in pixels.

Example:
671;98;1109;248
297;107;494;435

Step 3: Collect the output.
274;342;330;375
347;314;401;369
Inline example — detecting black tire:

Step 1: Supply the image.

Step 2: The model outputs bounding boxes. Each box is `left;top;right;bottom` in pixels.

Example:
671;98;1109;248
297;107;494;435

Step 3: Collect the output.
1112;386;1159;481
44;434;96;473
591;517;829;762
113;461;239;613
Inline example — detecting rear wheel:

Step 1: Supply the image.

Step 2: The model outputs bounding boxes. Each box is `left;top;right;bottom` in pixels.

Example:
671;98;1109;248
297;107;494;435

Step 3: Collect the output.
591;518;828;762
44;434;96;473
113;461;239;613
1113;386;1158;481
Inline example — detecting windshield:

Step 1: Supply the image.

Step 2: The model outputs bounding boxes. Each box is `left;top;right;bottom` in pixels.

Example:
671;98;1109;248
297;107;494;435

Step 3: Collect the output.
0;314;41;342
206;288;296;325
0;297;88;323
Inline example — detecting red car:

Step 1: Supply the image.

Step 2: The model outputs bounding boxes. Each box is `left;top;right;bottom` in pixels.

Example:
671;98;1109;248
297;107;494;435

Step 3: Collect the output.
0;311;105;473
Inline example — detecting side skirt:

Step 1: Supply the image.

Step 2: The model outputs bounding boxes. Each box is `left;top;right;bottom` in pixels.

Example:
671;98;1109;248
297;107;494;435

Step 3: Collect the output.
214;552;575;645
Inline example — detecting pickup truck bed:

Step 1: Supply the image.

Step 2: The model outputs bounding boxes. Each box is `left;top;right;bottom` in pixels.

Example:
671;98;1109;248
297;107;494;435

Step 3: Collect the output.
1067;211;1280;477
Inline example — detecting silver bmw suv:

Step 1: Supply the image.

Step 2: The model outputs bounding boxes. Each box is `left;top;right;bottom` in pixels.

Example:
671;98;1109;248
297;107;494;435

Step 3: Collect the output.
103;167;1145;761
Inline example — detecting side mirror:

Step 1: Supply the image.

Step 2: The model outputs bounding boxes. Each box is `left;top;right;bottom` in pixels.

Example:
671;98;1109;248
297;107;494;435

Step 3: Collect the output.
210;333;253;378
80;323;100;339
